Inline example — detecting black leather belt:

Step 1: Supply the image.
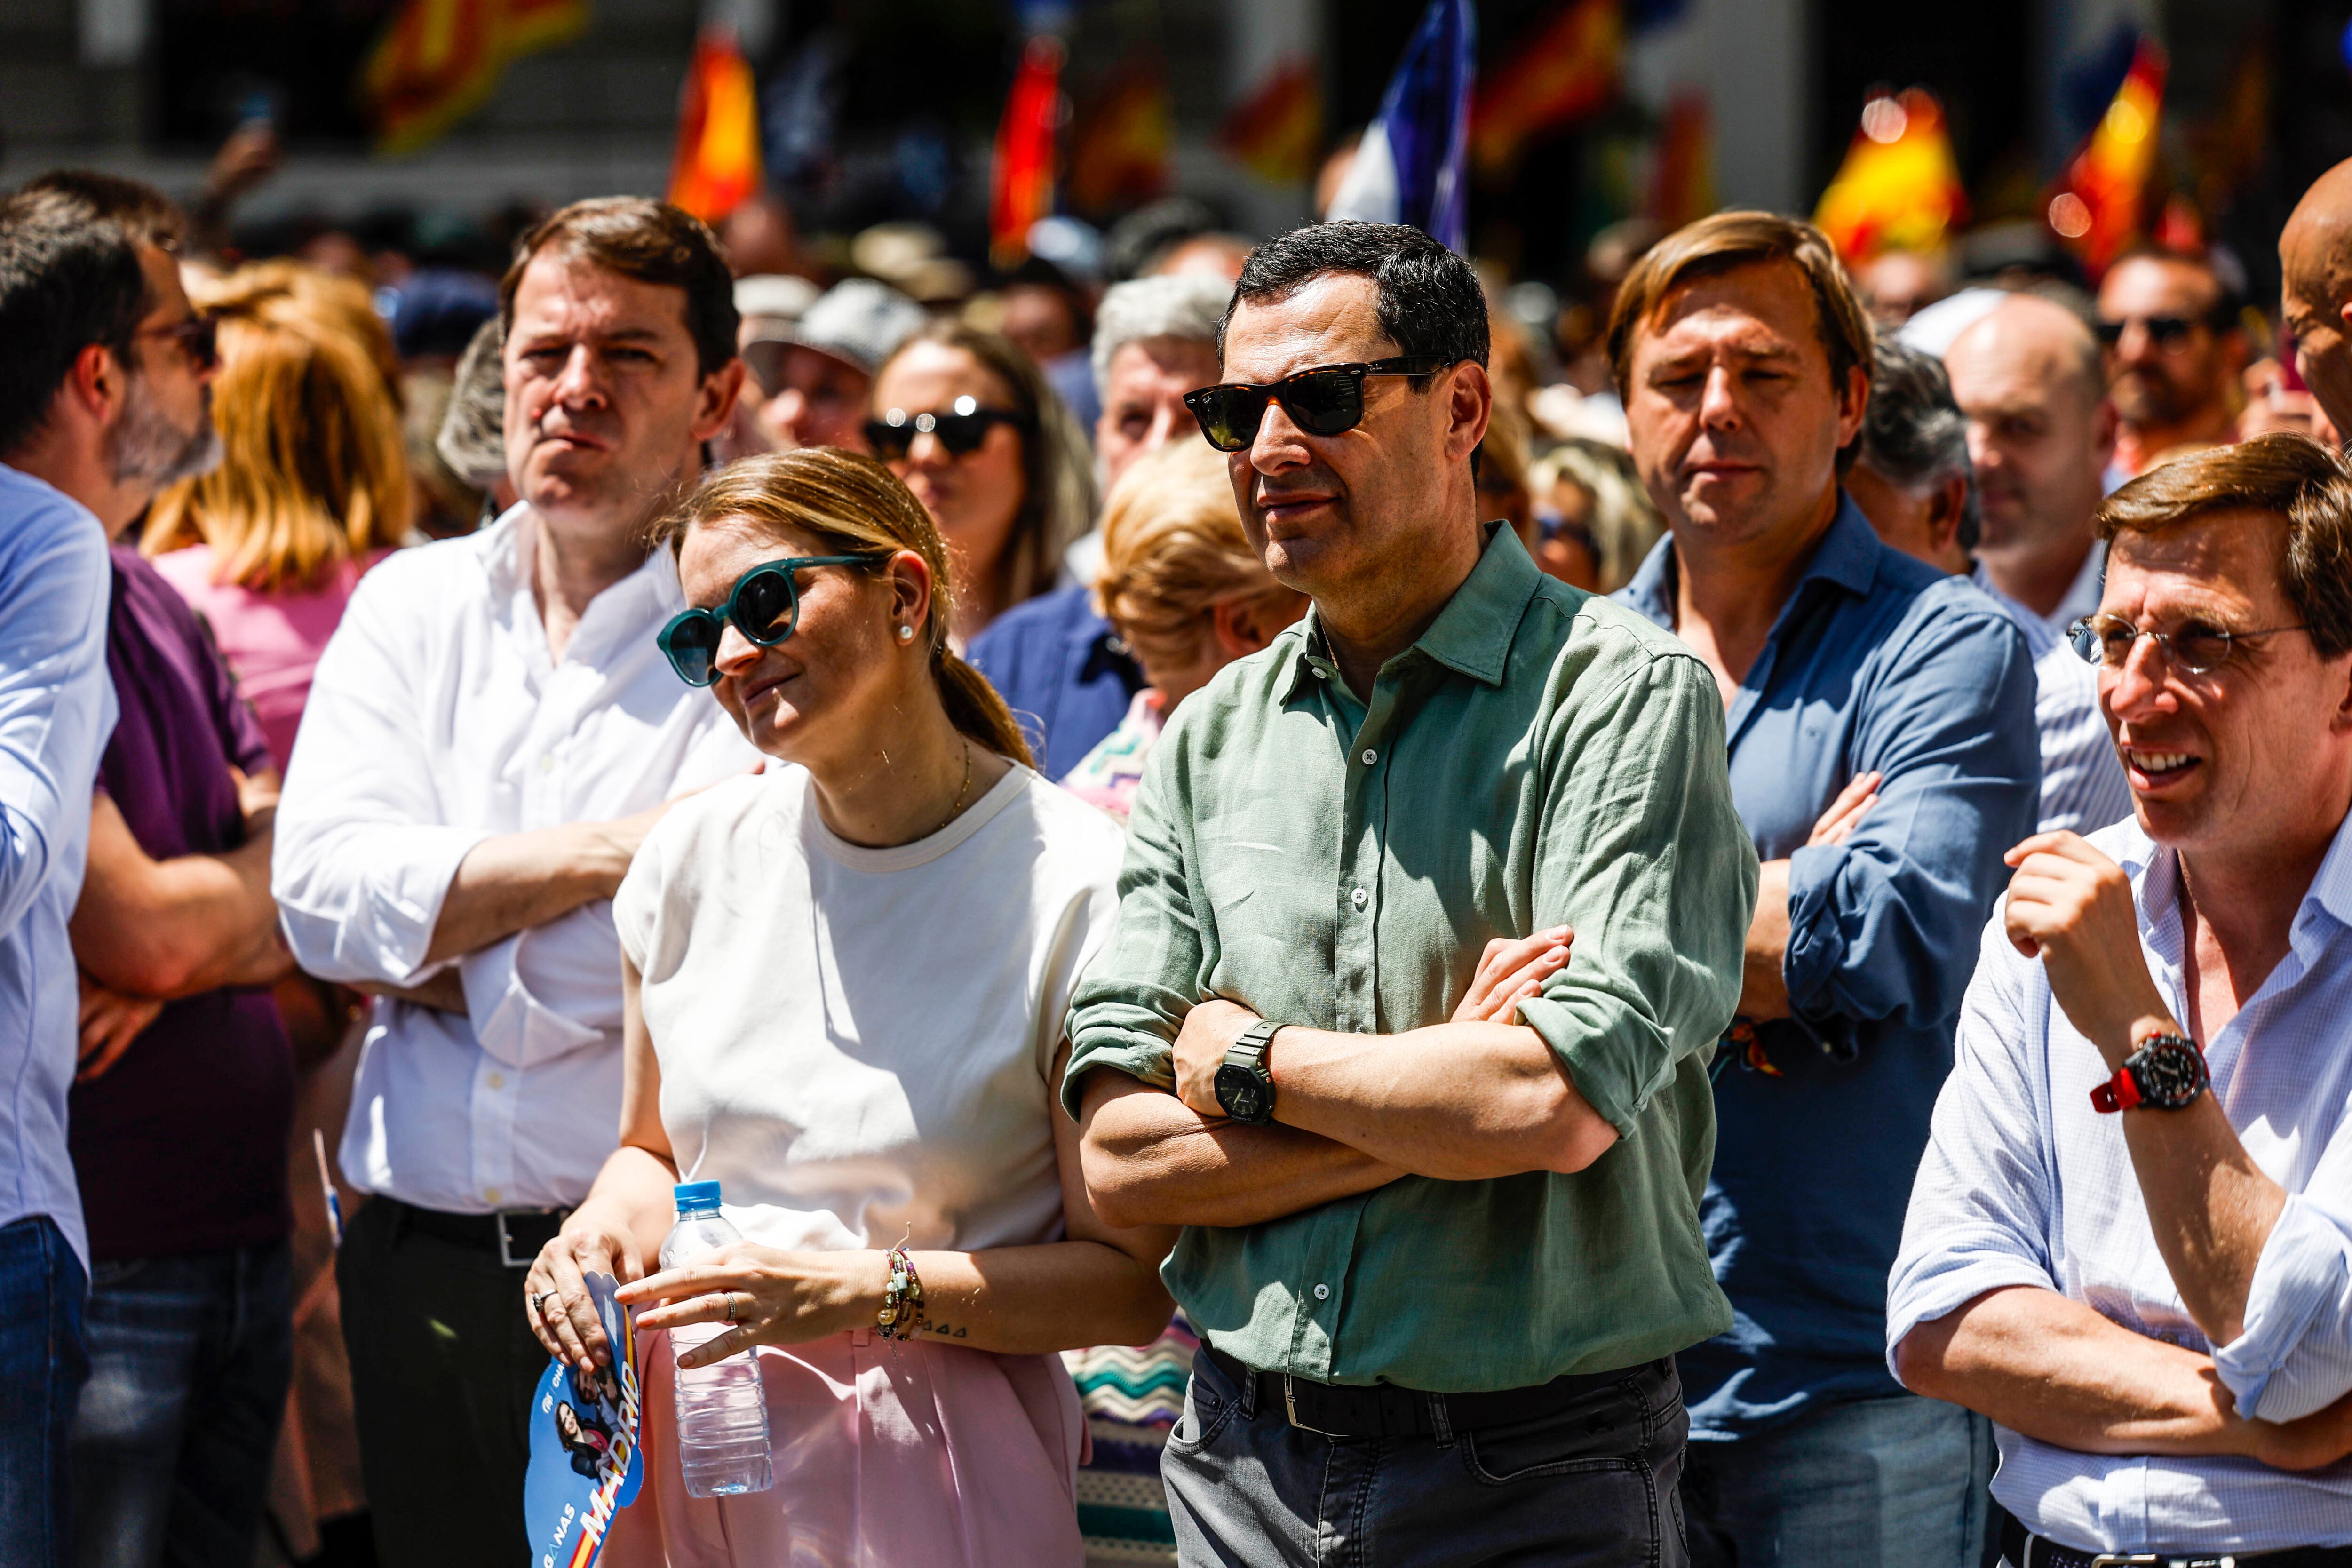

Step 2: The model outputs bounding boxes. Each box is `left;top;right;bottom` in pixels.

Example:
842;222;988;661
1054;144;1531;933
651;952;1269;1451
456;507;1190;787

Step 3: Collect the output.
385;1198;568;1268
2002;1514;2352;1568
1202;1342;1663;1440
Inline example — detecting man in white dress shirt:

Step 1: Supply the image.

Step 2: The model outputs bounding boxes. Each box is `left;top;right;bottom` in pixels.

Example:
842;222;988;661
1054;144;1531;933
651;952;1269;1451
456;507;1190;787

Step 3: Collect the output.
1889;433;2352;1565
273;198;755;1567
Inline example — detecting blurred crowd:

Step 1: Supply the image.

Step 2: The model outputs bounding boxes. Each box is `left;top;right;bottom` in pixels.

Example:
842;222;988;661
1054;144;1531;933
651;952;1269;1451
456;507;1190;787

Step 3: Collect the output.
9;103;2352;1568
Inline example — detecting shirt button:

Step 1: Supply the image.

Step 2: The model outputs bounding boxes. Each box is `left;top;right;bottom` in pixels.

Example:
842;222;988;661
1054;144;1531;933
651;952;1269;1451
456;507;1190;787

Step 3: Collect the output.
486;1072;506;1089
1350;887;1368;910
1313;1283;1331;1301
484;1186;502;1204
1360;748;1376;765
537;753;555;772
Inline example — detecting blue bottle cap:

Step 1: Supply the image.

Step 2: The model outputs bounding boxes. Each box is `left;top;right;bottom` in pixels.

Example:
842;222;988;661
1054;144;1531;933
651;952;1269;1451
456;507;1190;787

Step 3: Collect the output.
673;1180;723;1210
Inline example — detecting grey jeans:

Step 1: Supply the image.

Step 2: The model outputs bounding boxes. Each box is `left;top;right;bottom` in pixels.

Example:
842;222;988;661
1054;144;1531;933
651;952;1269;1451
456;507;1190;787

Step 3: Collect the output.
1162;1347;1690;1568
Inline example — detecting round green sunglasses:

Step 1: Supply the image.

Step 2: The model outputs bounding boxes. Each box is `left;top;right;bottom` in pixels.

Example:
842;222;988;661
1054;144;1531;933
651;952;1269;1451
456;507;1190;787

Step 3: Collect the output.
657;554;889;687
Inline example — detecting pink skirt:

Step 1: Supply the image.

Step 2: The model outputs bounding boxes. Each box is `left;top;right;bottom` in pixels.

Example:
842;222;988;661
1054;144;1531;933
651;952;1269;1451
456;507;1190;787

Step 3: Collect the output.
600;1327;1087;1568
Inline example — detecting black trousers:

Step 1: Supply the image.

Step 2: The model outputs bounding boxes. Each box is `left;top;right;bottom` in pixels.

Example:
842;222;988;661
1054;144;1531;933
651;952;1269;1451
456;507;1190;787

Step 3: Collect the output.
1163;1347;1689;1568
336;1198;548;1568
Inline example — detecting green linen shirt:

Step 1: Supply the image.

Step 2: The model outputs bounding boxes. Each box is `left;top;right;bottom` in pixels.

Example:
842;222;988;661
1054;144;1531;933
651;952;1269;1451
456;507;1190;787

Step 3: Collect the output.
1062;523;1757;1393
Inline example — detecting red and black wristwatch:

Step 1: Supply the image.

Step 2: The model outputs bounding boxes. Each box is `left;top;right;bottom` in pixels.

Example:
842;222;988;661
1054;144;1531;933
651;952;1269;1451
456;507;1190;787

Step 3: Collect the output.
2090;1031;2209;1113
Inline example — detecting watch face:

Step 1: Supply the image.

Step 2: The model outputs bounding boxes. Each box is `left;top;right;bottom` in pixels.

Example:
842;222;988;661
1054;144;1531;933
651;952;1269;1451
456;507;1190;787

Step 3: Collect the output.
1216;1064;1269;1122
2135;1040;2208;1107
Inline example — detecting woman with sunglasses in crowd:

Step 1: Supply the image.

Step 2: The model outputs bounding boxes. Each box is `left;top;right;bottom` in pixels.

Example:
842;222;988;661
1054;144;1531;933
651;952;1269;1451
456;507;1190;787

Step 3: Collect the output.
866;320;1094;644
524;448;1173;1568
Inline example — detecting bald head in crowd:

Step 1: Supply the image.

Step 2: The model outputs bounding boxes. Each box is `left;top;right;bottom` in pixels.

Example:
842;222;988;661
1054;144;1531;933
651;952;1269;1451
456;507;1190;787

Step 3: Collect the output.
1941;294;2116;622
2282;158;2352;439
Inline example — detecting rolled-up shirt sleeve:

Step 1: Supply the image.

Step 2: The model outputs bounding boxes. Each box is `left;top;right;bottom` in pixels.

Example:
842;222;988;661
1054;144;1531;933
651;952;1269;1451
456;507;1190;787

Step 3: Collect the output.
272;574;490;987
1062;734;1193;1118
1786;603;2040;1051
1516;652;1755;1135
2212;1144;2352;1422
1886;914;2062;1377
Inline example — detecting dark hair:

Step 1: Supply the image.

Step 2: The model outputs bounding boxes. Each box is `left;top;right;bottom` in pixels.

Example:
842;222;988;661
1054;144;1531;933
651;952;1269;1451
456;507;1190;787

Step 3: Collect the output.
499;197;739;377
874;319;1095;615
2096;433;2352;660
0;175;179;459
1858;336;1981;554
1218;220;1490;370
1608;210;1874;471
658;448;1036;767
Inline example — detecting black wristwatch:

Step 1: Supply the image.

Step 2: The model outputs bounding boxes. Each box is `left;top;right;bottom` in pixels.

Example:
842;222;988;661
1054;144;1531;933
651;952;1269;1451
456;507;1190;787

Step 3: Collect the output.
2090;1032;2209;1113
1215;1019;1282;1124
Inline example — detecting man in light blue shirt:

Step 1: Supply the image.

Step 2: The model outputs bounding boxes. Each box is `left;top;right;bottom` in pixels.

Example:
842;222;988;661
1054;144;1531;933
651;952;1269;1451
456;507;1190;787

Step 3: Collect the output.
1608;211;2039;1567
1891;433;2352;1565
0;186;171;1560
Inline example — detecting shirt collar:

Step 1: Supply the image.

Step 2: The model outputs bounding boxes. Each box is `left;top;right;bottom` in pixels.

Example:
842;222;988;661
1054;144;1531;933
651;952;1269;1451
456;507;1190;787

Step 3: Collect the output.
2117;807;2352;954
1281;520;1543;700
1620;490;1883;629
479;502;686;664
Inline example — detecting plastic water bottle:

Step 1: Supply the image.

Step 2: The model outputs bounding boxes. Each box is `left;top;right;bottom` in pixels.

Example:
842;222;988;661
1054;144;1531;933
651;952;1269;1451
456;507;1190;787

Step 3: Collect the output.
659;1181;774;1497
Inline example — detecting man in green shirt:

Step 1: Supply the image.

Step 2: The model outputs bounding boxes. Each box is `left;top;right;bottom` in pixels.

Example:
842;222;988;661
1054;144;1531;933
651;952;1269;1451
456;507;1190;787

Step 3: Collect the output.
1064;221;1757;1567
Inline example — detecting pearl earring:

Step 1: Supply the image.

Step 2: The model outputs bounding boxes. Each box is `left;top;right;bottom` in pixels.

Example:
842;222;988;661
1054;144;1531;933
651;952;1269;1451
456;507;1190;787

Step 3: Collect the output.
897;624;915;643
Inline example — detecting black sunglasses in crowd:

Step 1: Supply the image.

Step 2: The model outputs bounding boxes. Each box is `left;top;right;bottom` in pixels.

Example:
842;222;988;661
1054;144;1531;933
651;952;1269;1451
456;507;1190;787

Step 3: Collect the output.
657;554;892;687
2092;309;2233;352
1182;356;1456;453
863;396;1032;461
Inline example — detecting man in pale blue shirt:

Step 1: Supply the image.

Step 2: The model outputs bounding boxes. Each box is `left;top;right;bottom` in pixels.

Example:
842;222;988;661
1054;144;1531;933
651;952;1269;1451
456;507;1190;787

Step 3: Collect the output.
1849;335;2134;837
0;187;177;1560
1609;211;2040;1567
1892;433;2352;1565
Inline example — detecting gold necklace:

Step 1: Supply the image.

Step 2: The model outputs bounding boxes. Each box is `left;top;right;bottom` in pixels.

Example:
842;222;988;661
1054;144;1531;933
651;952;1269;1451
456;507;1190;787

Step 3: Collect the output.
930;740;973;838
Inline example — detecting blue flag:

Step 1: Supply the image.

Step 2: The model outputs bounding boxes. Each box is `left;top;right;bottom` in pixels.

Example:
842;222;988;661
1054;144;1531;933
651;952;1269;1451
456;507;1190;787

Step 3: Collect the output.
1325;0;1476;254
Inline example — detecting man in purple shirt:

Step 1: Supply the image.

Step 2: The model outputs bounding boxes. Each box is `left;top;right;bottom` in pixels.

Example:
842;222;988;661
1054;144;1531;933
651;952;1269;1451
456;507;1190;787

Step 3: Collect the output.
17;174;299;1568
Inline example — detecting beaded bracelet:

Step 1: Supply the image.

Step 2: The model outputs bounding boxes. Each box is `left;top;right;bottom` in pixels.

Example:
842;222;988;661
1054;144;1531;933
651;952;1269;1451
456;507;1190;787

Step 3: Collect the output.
877;1243;927;1342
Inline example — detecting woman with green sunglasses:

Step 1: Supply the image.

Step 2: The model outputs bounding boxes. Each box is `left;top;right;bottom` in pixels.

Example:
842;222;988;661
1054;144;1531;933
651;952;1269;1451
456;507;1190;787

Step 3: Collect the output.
525;449;1173;1568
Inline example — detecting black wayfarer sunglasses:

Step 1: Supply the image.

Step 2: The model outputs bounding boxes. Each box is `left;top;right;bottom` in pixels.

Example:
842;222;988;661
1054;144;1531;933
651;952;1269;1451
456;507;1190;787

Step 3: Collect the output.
1182;357;1454;453
863;397;1032;461
657;554;890;687
2092;311;2229;352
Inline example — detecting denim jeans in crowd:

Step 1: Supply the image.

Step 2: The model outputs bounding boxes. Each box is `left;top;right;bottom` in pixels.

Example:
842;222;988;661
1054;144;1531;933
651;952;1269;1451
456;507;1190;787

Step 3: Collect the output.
0;1216;91;1568
67;1240;293;1568
1163;1346;1690;1568
1680;1392;1994;1568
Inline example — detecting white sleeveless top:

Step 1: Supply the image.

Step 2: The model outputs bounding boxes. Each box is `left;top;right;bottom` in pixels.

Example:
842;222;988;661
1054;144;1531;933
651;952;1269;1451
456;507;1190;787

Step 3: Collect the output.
612;761;1127;1254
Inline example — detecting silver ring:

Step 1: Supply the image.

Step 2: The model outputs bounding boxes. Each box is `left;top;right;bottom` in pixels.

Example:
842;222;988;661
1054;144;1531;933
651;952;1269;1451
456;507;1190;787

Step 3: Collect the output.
722;1291;739;1324
534;1290;559;1314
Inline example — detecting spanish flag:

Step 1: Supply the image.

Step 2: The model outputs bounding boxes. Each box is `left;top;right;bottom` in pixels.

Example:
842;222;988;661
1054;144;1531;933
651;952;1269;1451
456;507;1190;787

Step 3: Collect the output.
1219;57;1322;187
2048;37;2166;278
991;36;1064;270
1069;57;1172;215
1470;0;1622;178
668;28;763;222
1812;88;1967;262
360;0;586;157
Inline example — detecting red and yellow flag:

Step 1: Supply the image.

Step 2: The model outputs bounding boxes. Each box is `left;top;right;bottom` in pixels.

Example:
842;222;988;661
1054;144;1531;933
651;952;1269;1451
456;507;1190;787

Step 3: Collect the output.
1470;0;1623;178
359;0;586;156
668;28;764;222
991;36;1064;270
1068;58;1172;215
1812;88;1967;262
1219;57;1323;187
1646;91;1714;233
2048;37;2167;278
